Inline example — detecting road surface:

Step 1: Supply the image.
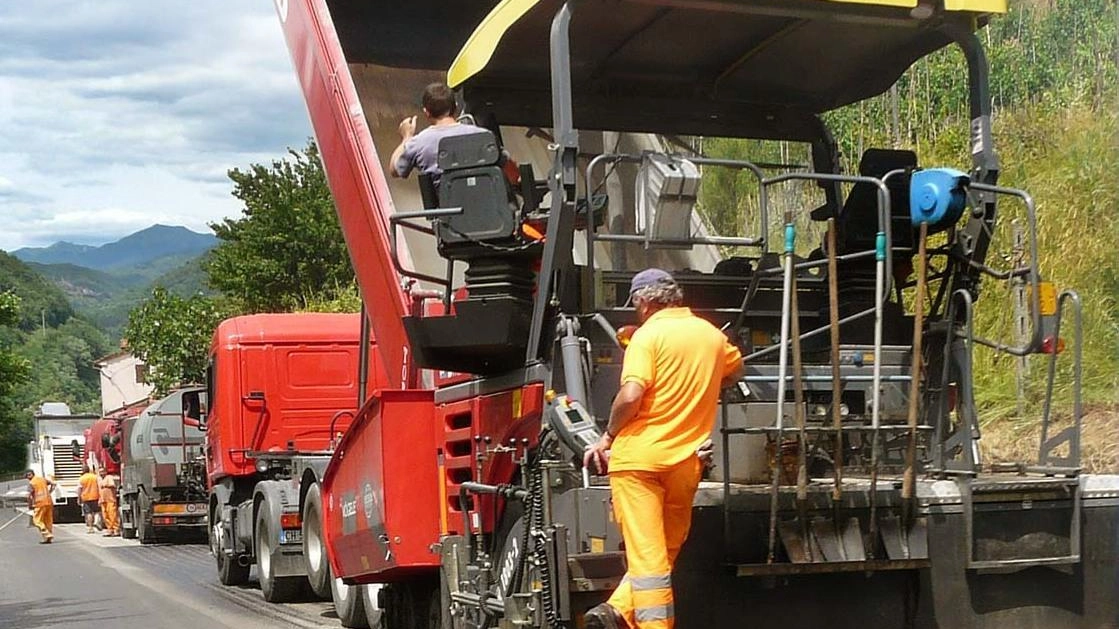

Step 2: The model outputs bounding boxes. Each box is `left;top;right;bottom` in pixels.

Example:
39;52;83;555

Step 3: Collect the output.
0;505;346;629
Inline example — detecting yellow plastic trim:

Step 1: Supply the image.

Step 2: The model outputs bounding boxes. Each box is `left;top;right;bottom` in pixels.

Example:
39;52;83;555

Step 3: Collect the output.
824;0;916;7
448;0;541;88
945;0;1007;12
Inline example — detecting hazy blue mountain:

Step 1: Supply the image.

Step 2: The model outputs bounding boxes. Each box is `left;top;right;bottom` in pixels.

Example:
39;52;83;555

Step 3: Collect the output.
11;224;216;271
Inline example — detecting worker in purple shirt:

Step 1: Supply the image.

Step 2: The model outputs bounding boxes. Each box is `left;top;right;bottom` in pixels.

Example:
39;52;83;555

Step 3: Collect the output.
390;83;486;185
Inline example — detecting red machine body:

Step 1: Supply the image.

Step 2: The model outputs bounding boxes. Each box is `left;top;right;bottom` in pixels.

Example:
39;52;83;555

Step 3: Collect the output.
84;417;123;476
276;1;542;585
204;313;370;485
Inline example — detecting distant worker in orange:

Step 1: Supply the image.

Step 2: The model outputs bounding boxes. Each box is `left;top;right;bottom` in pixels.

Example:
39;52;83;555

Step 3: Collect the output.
26;469;56;544
583;269;744;629
78;465;101;534
98;467;120;537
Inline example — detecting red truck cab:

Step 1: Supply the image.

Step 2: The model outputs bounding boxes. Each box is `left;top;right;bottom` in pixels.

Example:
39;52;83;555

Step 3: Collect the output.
205;312;389;609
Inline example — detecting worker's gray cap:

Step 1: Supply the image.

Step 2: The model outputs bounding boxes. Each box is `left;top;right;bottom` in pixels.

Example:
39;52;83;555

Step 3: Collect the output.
628;268;676;296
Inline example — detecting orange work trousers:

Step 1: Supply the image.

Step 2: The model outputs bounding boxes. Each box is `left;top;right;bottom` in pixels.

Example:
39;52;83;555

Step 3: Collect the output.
101;500;119;533
32;504;54;540
606;456;702;629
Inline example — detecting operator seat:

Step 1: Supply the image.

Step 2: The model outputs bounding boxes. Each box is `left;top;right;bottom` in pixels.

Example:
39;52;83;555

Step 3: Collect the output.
402;129;544;376
837;148;918;254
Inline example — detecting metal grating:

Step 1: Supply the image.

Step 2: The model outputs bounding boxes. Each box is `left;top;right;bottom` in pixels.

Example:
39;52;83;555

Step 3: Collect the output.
53;447;85;480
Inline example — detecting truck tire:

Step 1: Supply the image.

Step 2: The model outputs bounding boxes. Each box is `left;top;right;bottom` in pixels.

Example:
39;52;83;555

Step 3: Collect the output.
331;575;370;628
213;505;250;586
302;482;332;599
360;584;383;629
256;503;310;603
137;493;156;545
120;496;137;540
382;579;441;629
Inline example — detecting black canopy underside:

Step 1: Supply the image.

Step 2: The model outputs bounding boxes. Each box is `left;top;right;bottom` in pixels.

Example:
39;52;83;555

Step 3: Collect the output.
326;0;988;139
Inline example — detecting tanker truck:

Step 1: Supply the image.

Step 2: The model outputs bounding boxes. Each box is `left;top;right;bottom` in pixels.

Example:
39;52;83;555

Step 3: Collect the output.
117;386;209;543
270;1;1119;628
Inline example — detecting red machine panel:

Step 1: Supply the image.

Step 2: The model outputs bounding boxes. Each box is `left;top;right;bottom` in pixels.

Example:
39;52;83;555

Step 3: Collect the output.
323;390;441;583
323;384;545;583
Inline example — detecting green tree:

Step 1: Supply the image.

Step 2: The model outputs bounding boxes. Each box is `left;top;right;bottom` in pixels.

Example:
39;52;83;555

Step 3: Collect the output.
204;141;354;312
15;318;112;415
123;287;233;396
0;292;31;472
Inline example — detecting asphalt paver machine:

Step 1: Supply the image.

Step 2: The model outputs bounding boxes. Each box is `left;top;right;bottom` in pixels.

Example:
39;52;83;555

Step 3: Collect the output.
275;1;1119;627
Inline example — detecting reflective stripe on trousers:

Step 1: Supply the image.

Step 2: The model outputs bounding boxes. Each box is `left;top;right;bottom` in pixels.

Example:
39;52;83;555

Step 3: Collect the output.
604;456;701;629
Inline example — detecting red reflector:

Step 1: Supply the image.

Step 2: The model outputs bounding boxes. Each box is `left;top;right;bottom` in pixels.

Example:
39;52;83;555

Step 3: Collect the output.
1041;336;1066;355
153;516;175;526
280;513;302;530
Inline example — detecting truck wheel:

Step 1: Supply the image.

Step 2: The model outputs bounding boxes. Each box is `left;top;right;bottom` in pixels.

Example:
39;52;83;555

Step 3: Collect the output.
213;506;249;586
302;482;332;599
382;579;441;629
360;584;383;629
256;504;310;603
137;493;156;545
120;496;137;539
331;575;369;628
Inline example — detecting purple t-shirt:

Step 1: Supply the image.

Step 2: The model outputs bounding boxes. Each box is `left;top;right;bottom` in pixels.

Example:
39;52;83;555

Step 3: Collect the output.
394;123;488;180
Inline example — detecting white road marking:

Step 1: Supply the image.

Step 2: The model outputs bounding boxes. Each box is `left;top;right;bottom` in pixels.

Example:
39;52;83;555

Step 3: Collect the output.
0;510;27;532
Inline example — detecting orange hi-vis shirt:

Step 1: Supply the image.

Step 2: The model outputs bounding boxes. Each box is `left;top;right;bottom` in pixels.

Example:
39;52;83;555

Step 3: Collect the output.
79;472;100;502
29;476;53;508
610;307;743;472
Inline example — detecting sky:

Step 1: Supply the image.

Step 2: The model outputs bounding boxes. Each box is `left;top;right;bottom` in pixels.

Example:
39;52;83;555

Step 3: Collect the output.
0;1;312;252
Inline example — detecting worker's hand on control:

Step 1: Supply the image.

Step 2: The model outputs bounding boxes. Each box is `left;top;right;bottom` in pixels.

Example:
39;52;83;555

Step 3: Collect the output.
583;433;613;475
697;439;715;469
398;115;417;140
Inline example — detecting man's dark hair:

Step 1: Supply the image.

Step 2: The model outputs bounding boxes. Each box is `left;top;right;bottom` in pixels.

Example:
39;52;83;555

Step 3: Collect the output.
422;83;458;119
25;469;34;477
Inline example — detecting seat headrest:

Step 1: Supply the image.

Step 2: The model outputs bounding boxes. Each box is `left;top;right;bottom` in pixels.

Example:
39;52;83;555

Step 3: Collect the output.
437;129;500;171
858;148;918;178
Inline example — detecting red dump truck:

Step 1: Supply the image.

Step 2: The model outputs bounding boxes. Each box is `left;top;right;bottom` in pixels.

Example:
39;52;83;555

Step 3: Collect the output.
205;313;386;619
272;1;1119;629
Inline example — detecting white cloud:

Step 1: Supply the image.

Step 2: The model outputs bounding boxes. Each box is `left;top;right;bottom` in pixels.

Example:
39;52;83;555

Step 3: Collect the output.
0;1;312;251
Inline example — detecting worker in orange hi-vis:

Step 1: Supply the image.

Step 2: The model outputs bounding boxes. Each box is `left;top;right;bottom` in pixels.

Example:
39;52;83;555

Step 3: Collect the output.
25;469;56;544
97;467;120;537
78;466;101;534
583;269;744;629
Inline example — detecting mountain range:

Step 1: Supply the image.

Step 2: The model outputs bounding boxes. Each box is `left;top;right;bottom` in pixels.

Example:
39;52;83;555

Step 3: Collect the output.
12;224;216;270
6;225;217;338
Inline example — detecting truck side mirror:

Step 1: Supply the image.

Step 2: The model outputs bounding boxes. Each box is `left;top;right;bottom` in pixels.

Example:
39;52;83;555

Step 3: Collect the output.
101;433;111;448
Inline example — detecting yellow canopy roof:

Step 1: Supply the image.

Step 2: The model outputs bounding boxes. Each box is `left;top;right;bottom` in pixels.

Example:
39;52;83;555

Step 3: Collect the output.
448;0;1007;88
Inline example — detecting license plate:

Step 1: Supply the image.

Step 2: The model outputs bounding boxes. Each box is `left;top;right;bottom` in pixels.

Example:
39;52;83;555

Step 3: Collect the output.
280;529;303;545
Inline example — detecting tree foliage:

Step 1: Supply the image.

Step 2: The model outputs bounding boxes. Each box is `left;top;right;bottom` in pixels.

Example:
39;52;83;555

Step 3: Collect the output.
123;287;233;396
0;251;73;331
204;141;354;312
15;318;112;415
0;292;31;473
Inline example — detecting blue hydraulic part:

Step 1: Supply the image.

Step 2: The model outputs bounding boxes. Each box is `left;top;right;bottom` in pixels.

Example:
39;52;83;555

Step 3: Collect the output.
875;232;886;262
784;223;795;253
910;168;969;228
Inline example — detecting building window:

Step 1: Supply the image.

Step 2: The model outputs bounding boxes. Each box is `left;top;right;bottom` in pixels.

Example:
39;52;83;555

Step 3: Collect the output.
135;363;151;384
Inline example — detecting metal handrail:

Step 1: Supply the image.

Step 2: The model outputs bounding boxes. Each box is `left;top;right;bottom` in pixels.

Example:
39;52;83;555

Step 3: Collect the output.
1038;290;1083;471
388;208;463;288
